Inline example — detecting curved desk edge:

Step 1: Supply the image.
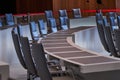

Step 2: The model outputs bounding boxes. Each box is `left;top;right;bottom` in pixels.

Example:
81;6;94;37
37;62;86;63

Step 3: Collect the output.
41;26;120;73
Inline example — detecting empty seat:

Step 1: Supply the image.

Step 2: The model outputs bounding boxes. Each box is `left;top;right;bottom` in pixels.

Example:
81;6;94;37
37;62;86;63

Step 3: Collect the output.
17;24;24;37
103;17;109;26
96;19;110;53
45;10;54;20
108;12;116;18
72;8;82;18
20;36;38;79
59;9;68;19
11;28;27;69
106;12;117;24
29;21;40;41
38;19;48;36
96;13;103;22
109;17;119;31
11;28;31;80
32;43;74;80
59;17;69;30
5;13;15;26
0;18;3;27
109;17;116;26
117;16;120;28
49;18;58;33
114;29;120;56
103;26;118;57
45;10;55;32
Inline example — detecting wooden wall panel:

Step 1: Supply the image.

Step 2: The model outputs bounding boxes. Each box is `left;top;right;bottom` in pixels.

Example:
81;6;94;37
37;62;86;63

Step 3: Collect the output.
116;0;120;9
16;0;116;16
16;0;53;13
52;0;116;16
116;0;120;15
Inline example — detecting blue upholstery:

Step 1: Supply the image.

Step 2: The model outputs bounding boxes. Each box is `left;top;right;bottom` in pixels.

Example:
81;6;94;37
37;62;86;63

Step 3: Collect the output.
49;18;57;33
5;13;15;26
117;16;120;27
45;10;54;24
109;17;116;26
108;12;116;18
109;17;118;31
0;18;2;27
59;9;68;19
45;10;54;19
103;18;108;26
72;8;82;18
29;21;40;41
59;17;68;30
96;13;103;21
38;19;47;35
17;24;24;37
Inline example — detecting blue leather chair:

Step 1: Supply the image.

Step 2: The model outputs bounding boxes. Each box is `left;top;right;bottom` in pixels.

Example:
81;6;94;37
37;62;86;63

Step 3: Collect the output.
5;13;15;26
49;18;58;33
117;16;120;28
45;10;54;32
11;28;31;80
32;43;74;80
0;18;2;27
109;17;118;31
59;17;68;30
72;8;82;18
38;19;47;36
59;9;68;19
29;21;40;41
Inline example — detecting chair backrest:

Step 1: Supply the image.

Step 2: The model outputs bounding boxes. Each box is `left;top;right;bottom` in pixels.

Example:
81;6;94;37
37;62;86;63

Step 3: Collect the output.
72;8;82;18
17;24;23;37
5;13;15;25
96;13;103;22
20;36;37;75
0;18;3;27
114;29;120;55
49;18;58;33
29;21;40;41
108;12;116;18
117;16;120;27
38;19;47;36
103;17;108;26
109;17;119;31
45;10;54;19
96;20;110;52
109;17;116;26
59;9;68;18
45;10;54;31
59;17;68;30
11;28;27;69
103;26;118;57
32;43;52;80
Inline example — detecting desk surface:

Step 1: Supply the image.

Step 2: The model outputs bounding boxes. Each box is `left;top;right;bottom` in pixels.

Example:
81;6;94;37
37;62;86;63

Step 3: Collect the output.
40;26;120;73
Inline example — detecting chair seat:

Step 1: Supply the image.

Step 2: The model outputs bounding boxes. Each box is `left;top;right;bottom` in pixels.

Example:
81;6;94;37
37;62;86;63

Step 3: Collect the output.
8;22;15;26
62;25;68;30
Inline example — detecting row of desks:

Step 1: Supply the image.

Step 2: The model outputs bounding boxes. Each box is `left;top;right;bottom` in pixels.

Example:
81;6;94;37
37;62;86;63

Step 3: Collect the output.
40;26;120;80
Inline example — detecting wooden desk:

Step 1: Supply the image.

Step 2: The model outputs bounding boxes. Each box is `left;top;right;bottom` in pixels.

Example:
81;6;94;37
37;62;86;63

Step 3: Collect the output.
40;26;120;80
